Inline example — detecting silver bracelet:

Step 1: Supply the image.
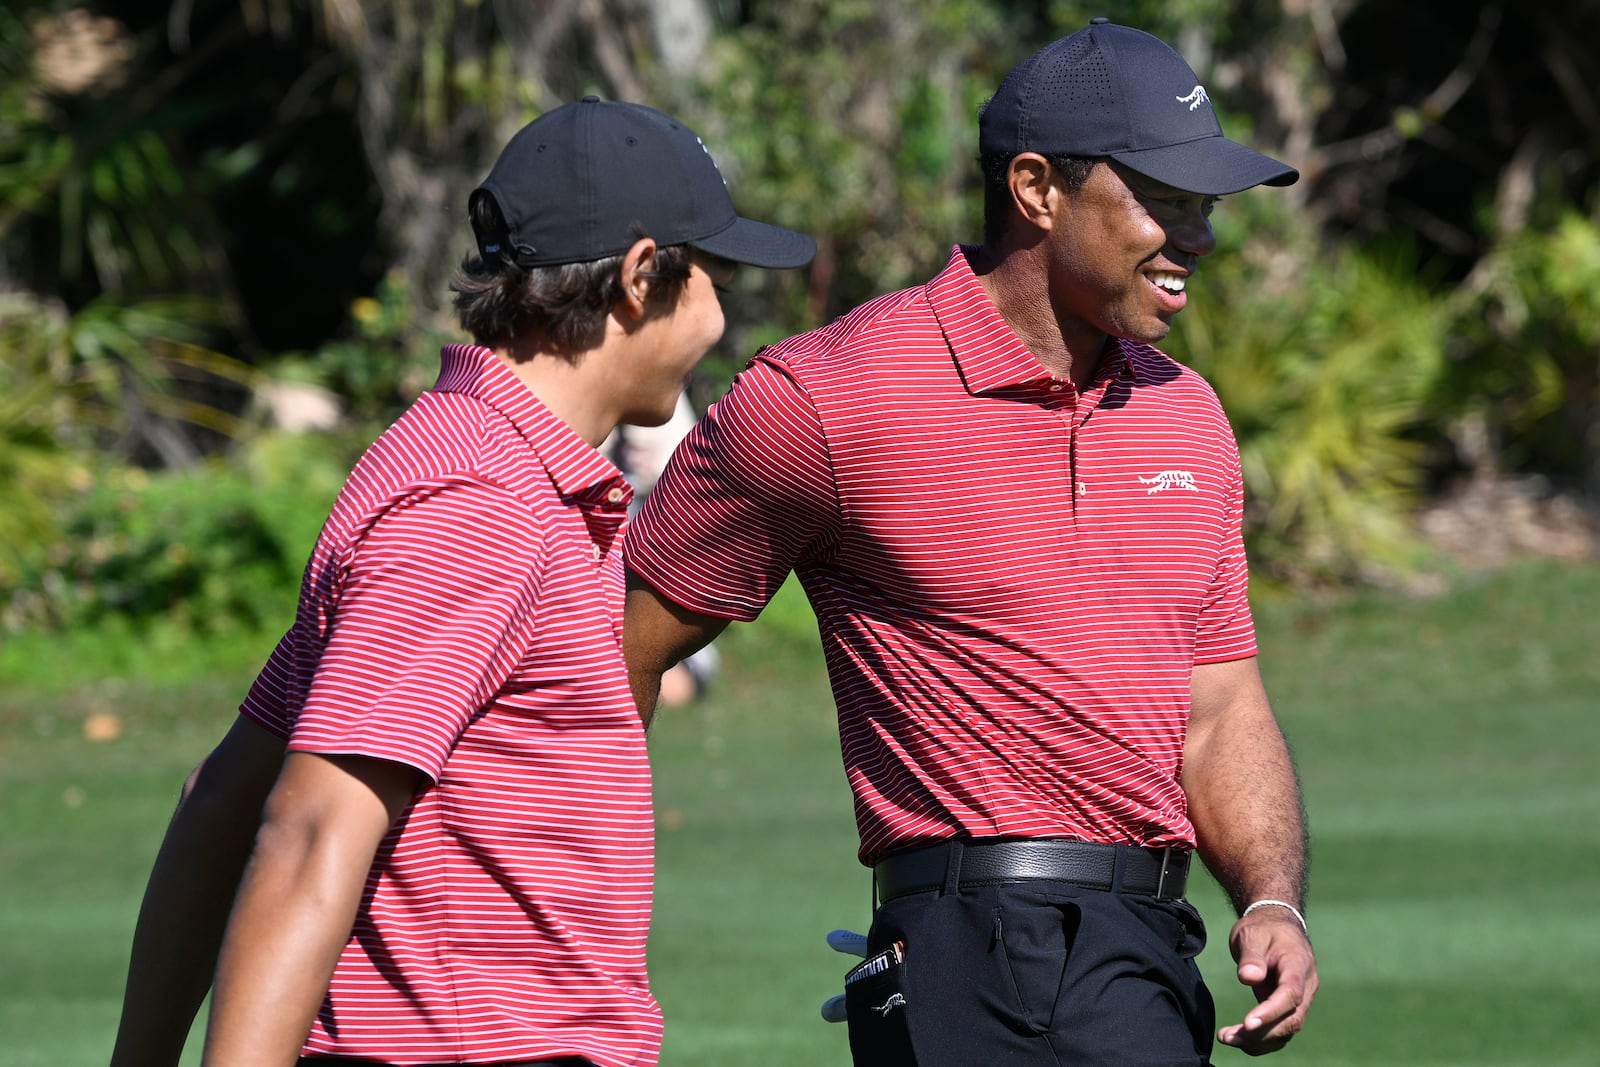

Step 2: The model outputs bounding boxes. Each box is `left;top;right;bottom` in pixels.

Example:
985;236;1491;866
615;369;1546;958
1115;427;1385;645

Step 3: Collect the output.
1241;898;1308;934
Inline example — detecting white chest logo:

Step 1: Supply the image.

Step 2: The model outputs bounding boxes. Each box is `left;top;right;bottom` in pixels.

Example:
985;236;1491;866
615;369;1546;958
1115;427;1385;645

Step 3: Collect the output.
1138;470;1199;494
1177;85;1210;111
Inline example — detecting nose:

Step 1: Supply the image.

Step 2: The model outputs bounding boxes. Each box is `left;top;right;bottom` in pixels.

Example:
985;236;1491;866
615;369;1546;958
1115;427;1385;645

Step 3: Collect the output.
1169;207;1217;258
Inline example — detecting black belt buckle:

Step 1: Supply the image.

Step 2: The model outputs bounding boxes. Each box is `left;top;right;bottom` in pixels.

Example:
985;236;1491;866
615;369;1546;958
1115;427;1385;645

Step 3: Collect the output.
1154;848;1185;900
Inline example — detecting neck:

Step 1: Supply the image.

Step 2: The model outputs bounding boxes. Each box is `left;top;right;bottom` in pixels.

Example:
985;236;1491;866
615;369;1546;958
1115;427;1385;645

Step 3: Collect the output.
971;243;1109;393
494;341;617;448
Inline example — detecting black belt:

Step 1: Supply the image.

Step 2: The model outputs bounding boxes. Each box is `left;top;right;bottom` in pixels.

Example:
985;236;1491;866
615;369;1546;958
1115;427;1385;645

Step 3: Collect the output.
874;838;1190;903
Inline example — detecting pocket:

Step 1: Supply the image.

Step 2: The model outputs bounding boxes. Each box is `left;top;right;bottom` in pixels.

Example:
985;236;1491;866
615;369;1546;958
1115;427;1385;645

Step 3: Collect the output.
1138;897;1209;960
844;941;917;1066
993;896;1079;1036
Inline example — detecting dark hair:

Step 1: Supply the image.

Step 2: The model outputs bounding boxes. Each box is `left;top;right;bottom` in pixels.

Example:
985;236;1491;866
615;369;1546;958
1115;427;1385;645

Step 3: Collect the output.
451;191;692;356
979;152;1099;244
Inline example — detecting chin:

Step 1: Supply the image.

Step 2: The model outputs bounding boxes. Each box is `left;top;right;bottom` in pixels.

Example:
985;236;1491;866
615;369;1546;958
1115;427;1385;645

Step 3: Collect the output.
620;403;675;428
1129;319;1174;345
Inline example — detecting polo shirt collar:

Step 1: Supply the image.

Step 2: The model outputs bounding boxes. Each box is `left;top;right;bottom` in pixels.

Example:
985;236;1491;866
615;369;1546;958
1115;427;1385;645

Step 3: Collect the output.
433;344;631;506
926;246;1145;394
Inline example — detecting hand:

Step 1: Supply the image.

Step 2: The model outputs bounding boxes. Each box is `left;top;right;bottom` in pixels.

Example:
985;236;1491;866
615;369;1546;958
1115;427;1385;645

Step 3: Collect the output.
1217;907;1318;1055
820;928;868;1022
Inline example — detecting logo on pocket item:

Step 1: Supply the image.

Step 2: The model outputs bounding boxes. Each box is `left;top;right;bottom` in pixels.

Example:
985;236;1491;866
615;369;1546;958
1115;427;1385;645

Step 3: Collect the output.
872;993;908;1016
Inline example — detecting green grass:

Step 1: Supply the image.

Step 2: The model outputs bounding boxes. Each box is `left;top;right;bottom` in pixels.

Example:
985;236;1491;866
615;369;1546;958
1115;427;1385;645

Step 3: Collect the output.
0;674;239;1067
2;559;1598;1065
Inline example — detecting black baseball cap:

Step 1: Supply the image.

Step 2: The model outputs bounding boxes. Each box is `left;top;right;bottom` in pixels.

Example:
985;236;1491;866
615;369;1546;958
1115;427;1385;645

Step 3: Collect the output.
979;18;1298;196
474;96;816;270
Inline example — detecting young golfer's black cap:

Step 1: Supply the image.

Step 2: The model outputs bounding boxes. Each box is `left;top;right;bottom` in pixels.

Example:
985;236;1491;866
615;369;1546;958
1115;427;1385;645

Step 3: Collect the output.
474;97;816;270
979;18;1298;196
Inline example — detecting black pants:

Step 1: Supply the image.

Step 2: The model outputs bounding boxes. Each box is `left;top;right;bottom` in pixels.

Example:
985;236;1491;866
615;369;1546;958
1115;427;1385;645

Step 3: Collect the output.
845;882;1215;1066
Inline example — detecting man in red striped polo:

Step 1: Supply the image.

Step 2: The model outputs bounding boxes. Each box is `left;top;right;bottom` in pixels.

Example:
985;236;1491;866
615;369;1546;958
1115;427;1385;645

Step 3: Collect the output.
623;21;1317;1066
109;99;812;1067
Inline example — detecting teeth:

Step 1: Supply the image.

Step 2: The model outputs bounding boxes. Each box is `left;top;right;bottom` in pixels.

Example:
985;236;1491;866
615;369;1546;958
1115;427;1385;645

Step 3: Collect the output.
1150;272;1186;293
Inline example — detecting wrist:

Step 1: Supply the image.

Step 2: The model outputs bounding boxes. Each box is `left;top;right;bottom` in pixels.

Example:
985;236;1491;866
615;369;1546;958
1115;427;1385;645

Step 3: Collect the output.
1240;898;1307;935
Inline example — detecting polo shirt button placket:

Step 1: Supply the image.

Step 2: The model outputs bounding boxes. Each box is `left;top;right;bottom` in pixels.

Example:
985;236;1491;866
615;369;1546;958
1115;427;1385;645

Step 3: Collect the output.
1045;379;1077;410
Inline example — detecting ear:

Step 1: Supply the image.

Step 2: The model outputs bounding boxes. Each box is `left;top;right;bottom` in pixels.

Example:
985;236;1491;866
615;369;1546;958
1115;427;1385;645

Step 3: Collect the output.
614;237;659;321
1007;153;1063;233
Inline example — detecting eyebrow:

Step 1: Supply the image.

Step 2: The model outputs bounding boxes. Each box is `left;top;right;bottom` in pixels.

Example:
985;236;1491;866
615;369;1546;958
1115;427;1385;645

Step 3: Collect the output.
1112;163;1204;199
1129;177;1184;196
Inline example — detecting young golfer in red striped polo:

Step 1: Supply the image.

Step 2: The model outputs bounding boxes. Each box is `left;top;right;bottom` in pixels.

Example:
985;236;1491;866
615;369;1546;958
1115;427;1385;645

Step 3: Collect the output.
624;21;1317;1066
109;99;812;1067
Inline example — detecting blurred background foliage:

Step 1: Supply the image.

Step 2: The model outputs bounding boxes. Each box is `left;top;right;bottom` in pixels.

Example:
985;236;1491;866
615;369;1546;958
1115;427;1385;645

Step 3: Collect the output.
2;0;1598;638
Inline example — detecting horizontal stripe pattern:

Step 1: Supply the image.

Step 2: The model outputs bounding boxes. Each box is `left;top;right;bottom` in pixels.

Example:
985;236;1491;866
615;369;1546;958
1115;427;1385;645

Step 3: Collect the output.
242;344;659;1065
628;248;1257;864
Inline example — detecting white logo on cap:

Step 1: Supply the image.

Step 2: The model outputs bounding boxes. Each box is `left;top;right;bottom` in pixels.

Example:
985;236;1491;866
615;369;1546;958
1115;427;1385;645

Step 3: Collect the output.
1177;85;1210;111
695;134;728;187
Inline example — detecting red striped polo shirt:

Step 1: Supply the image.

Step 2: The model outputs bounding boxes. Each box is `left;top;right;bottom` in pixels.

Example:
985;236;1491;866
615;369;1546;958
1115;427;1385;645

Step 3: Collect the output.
242;344;660;1065
626;247;1258;864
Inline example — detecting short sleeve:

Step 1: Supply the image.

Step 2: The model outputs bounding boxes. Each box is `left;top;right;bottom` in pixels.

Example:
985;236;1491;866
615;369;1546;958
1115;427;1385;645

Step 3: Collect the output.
1193;433;1258;663
240;629;298;739
289;481;547;781
624;356;839;620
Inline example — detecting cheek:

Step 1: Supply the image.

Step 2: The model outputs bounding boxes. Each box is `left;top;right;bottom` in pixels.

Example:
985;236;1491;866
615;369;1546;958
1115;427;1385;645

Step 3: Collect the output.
695;298;726;351
1136;205;1180;249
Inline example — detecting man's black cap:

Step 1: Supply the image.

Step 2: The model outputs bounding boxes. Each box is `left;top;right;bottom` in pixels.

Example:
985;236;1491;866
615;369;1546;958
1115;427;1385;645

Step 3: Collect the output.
475;97;816;269
979;19;1298;196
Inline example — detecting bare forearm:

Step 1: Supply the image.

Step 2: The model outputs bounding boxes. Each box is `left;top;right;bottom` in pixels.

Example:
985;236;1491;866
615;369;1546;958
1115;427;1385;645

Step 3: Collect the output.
111;788;261;1065
202;751;418;1067
111;719;284;1067
1187;719;1307;911
1184;658;1308;912
202;825;371;1066
1187;657;1318;1053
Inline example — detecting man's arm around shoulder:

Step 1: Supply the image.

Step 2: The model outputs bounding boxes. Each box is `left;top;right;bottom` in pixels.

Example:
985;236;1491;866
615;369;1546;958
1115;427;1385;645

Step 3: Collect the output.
1183;656;1319;1056
624;570;730;730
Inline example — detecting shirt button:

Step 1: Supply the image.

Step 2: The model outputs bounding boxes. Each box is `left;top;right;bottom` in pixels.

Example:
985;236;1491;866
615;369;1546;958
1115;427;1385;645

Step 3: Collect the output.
592;544;602;560
1049;383;1064;392
606;487;625;503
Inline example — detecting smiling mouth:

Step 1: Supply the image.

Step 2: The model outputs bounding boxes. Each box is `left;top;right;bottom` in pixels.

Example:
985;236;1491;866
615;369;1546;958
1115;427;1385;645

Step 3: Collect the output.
1148;271;1187;296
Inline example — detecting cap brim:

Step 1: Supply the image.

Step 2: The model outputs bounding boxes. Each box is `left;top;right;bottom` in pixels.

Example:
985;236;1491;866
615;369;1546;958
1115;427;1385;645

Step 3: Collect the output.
691;216;817;270
1111;136;1298;196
